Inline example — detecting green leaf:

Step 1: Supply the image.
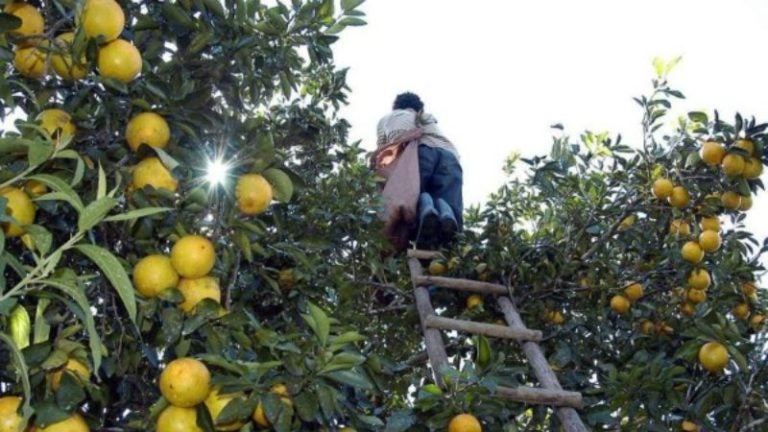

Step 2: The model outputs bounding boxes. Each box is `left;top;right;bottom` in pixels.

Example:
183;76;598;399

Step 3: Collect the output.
102;207;172;222
153;147;181;171
341;0;365;11
27;140;54;167
33;298;51;344
305;302;330;346
73;244;136;324
28;174;84;212
97;163;107;199
263;168;294;203
0;332;32;429
78;197;118;232
0;12;22;34
321;369;373;390
25;224;52;255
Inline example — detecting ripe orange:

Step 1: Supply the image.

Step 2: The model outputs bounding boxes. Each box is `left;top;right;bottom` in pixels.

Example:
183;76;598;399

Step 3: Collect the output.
652;178;673;199
159;358;211;408
38;413;89;432
24;179;48;198
546;310;565;325
37;108;76;140
681;420;700;432
623;282;643;302
252;402;269;427
610;295;630;314
698;230;721;252
639;320;654;334
7;3;44;38
13;45;47;78
750;314;765;331
687;269;711;291
686;289;706;304
170;235;216;278
699;216;720;232
98;39;142;82
278;268;295;290
131;157;177;192
680;302;696;316
619;214;636;229
739;195;752;211
668;186;689;209
732;303;749;320
204;389;246;431
49;358;91;391
428;259;446;275
466;294;483;309
0;186;36;237
133;255;179;298
448;413;482;432
734;139;755;156
126;112;171;152
82;0;125;42
51;32;88;80
743;157;763;179
722;154;745;177
681;241;704;264
720;191;741;210
235;174;273;215
0;396;23;432
669;219;690;237
700;141;725;166
177;276;221;313
156;405;202;432
698;341;729;373
741;281;757;296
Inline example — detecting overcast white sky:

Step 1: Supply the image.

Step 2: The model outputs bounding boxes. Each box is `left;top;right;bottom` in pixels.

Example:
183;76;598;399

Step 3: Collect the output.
334;0;768;245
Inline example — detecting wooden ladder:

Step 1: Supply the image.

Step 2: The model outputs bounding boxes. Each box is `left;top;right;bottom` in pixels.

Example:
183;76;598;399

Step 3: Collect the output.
407;249;588;432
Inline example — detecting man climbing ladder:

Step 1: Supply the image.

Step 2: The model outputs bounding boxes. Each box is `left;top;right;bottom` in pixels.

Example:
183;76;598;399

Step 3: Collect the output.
373;92;464;251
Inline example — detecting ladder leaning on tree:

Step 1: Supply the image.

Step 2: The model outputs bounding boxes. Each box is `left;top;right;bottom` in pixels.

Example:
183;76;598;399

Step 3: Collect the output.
407;249;588;432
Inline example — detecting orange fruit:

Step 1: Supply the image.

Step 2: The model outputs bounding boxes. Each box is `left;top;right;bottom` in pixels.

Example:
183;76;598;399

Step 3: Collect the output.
37;108;76;140
652;178;673;199
0;186;36;237
739;195;752;211
734;139;755;156
51;32;88;80
700;141;725;166
428;259;446;275
610;295;630;314
466;294;483;309
132;255;179;298
681;242;704;264
741;281;757;296
0;396;23;432
698;341;729;373
448;413;482;432
278;269;295;290
13;45;47;78
204;389;246;431
98;39;142;82
639;320;654;334
235;174;273;215
721;191;741;210
619;214;636;229
669;219;690;237
82;0;125;42
743;157;763;179
750;314;765;331
699;216;720;232
732;303;750;320
546;310;565;325
688;269;711;290
686;289;706;304
24;179;47;198
177;276;221;313
38;413;89;432
156;406;202;432
126;112;171;152
698;230;721;252
7;3;44;38
668;186;689;209
49;358;91;391
170;235;216;278
681;420;700;432
159;358;211;408
131;157;177;192
680;302;696;316
721;154;745;177
623;282;643;302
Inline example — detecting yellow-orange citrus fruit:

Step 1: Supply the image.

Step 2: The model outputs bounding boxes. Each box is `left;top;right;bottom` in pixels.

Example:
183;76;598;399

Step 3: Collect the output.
610;295;630;314
271;384;289;398
743;157;763;179
39;413;89;432
722;154;745;177
0;396;23;432
698;230;721;252
51;32;88;80
698;341;729;373
687;289;706;304
750;314;765;331
428;259;446;275
156;406;202;432
126;112;171;152
699;216;720;232
652;178;673;199
98;39;142;82
466;294;483;309
448;413;482;432
170;235;215;278
204;389;246;431
0;187;36;237
656;321;674;335
177;276;221;313
133;255;179;298
619;214;636;229
741;281;757;296
339;428;357;432
278;269;295;290
639;320;654;334
82;0;125;42
235;174;273;215
669;219;690;237
159;357;211;408
680;302;696;316
668;186;689;209
681;420;700;432
700;141;725;166
721;191;741;210
734;139;755;156
24;179;47;198
546;310;565;325
13;45;47;78
7;4;44;38
739;195;752;211
252;402;269;427
688;269;711;290
623;282;643;302
37;108;76;140
131;157;177;192
732;303;750;320
681;241;704;264
49;358;91;391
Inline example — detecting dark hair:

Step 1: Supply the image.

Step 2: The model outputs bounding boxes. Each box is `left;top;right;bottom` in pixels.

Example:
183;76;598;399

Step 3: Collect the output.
393;92;424;112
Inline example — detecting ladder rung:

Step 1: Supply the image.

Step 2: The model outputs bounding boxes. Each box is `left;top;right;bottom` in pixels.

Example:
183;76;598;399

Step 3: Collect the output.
425;316;542;341
496;385;583;409
407;249;444;260
414;275;508;295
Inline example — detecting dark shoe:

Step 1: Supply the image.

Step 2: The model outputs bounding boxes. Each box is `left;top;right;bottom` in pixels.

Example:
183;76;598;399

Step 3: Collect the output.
436;198;458;243
417;193;439;248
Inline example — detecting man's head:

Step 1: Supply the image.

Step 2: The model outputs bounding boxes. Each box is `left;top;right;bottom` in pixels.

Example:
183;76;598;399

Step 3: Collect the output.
393;92;424;112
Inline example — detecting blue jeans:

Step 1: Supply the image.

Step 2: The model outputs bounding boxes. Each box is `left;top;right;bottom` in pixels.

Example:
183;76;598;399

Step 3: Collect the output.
418;145;463;231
